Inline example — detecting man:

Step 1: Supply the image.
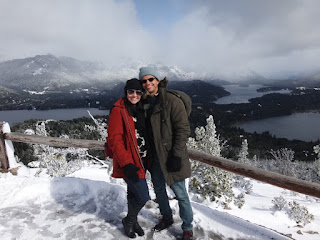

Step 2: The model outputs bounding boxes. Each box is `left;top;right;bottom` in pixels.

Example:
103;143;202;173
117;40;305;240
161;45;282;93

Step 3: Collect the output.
139;67;193;240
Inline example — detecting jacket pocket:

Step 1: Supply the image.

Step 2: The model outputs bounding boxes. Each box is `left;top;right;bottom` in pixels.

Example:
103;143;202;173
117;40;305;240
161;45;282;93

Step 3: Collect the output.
163;141;172;153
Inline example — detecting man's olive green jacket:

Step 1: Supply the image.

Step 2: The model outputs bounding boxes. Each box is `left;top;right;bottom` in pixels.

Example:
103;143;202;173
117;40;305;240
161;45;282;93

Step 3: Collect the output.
145;78;191;186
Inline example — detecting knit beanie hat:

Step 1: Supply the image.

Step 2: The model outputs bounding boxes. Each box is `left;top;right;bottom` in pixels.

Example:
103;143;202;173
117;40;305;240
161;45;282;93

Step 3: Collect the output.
139;67;160;81
124;78;143;95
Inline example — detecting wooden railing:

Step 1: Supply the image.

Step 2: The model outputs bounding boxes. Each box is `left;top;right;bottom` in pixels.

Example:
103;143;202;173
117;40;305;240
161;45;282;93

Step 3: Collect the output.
1;122;320;198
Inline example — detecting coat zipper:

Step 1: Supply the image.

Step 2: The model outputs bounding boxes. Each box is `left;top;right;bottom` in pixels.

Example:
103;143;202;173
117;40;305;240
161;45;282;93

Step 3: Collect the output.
122;108;145;172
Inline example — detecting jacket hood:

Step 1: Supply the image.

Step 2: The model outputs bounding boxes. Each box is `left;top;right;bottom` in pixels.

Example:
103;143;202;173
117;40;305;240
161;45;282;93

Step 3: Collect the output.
158;77;169;88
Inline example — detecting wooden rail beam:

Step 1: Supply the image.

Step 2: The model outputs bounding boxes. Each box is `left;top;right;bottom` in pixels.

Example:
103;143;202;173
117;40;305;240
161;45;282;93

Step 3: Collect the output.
4;132;105;150
2;130;320;198
188;149;320;199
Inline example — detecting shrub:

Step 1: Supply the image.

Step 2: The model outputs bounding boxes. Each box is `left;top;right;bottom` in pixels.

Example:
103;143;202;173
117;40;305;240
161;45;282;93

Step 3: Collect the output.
234;193;245;209
271;195;287;210
288;201;314;226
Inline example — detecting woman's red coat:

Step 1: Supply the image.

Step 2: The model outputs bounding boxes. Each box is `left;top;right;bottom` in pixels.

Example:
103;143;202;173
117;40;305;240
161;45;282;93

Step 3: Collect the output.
107;98;145;179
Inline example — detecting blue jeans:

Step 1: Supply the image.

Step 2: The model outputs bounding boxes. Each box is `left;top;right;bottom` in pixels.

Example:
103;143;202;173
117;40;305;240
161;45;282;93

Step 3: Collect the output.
124;178;150;210
149;154;193;231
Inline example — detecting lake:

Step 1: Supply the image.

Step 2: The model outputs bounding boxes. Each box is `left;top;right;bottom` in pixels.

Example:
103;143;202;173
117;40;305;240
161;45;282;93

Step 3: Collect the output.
236;112;320;142
0;108;109;125
215;84;291;104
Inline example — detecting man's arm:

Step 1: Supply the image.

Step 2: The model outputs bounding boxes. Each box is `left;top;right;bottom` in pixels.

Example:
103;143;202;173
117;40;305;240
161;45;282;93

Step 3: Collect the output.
170;96;190;158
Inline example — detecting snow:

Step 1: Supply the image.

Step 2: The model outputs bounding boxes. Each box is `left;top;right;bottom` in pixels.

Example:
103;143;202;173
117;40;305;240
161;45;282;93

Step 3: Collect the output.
33;68;45;75
1;122;320;239
0;163;319;240
23;90;46;95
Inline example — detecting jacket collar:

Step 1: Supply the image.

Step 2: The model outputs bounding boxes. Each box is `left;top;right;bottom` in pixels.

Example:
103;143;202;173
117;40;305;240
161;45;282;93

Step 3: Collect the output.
113;98;126;109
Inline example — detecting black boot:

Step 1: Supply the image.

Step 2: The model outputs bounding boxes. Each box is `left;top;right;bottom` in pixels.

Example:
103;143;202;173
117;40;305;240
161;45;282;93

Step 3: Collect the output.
122;217;136;238
134;221;144;236
154;216;174;231
126;199;144;237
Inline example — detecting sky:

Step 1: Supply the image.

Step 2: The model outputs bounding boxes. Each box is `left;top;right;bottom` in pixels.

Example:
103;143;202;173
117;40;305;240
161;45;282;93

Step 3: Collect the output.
1;0;320;79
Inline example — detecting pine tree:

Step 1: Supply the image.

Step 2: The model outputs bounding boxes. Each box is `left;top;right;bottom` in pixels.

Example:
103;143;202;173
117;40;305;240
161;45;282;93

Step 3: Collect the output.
188;115;235;208
238;139;249;164
234;138;253;194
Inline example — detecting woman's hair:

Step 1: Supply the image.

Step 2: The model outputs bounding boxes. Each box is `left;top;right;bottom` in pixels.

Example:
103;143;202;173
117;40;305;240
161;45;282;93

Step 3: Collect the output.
123;97;143;116
124;78;143;96
123;78;144;116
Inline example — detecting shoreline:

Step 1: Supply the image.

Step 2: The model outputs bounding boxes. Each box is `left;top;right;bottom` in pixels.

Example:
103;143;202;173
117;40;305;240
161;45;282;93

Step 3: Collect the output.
232;109;320;126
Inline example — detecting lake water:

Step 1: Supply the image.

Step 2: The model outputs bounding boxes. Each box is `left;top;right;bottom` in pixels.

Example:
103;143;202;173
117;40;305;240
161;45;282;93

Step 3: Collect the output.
218;85;319;141
215;84;291;104
0;108;109;125
236;112;320;142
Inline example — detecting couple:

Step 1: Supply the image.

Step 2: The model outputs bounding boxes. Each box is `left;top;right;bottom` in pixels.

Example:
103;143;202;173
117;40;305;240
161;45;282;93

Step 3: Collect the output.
107;67;193;240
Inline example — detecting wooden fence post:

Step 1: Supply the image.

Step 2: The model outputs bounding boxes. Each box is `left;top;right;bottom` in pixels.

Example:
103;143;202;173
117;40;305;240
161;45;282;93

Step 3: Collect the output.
0;122;9;171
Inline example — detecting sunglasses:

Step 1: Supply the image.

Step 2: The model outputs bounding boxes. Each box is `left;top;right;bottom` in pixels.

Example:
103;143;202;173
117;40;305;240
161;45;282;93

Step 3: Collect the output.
127;89;143;96
142;77;156;84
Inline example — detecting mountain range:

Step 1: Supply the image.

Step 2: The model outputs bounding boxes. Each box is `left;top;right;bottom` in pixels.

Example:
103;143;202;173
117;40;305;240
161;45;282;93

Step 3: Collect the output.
0;54;242;92
0;54;112;91
0;54;319;93
0;54;232;110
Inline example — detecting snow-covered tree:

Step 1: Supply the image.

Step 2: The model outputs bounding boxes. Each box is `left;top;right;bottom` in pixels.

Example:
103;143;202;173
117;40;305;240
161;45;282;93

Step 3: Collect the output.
314;144;320;177
238;139;249;164
28;120;88;177
270;148;296;177
188;115;235;208
88;110;108;140
234;138;253;194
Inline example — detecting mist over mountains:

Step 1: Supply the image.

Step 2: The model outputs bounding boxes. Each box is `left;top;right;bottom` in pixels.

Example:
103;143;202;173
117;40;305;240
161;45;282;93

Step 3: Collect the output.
0;54;249;91
0;54;319;92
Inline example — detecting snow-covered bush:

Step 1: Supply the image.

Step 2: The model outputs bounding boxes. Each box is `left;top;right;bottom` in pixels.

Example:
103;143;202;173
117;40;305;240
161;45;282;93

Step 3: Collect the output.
44;153;82;177
271;195;287;210
233;176;253;194
29;121;88;176
191;162;234;205
188;115;235;208
269;148;296;177
271;195;314;226
288;201;314;226
251;158;319;183
234;193;245;209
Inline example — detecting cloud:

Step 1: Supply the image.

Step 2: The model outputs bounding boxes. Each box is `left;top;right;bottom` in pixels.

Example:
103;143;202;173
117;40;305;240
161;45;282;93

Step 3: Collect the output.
0;0;156;65
1;0;320;79
163;0;320;78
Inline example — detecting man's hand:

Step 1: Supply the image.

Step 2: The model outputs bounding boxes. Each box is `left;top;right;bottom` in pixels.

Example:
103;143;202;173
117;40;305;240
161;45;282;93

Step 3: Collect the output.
166;156;182;172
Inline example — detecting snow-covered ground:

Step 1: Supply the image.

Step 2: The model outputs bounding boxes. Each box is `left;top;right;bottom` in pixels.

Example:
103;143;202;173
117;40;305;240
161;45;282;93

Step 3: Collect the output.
0;162;319;240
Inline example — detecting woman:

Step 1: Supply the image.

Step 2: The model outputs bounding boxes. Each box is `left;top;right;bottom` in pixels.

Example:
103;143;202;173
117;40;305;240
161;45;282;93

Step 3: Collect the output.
107;78;150;238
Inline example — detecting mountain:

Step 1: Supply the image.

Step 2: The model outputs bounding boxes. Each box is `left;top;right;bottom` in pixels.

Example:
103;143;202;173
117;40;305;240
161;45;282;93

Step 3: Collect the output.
0;54;230;110
0;54;229;92
0;54;116;91
269;75;320;88
168;80;230;103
